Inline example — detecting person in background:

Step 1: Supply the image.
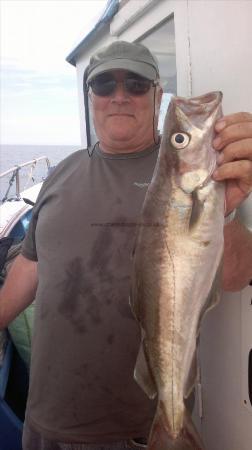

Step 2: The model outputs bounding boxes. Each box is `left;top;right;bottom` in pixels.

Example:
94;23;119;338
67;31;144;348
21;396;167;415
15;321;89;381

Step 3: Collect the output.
0;41;252;450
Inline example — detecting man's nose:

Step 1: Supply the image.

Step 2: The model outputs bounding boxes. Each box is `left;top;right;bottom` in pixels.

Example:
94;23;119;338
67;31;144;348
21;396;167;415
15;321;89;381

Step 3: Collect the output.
111;81;129;102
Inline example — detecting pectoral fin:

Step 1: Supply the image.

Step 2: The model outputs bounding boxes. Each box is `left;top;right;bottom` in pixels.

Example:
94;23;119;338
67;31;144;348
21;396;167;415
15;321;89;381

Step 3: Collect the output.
134;338;157;400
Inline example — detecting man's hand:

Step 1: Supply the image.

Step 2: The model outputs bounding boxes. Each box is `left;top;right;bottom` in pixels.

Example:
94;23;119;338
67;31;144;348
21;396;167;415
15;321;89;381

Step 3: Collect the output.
212;112;252;214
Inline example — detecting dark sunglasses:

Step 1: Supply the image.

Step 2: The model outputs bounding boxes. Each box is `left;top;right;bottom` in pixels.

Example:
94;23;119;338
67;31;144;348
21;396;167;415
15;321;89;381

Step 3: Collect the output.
88;72;156;97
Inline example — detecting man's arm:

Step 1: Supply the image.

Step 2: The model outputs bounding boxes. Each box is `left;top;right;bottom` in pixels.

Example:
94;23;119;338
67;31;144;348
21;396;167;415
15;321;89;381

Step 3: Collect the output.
0;254;38;330
222;218;252;291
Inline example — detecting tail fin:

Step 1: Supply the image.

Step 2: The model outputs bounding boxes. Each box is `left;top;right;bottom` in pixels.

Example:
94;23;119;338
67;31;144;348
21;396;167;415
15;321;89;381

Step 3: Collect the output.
147;405;204;450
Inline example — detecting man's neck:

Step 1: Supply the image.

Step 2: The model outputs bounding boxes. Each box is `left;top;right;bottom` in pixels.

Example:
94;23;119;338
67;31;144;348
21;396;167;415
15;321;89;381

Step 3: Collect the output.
98;137;159;154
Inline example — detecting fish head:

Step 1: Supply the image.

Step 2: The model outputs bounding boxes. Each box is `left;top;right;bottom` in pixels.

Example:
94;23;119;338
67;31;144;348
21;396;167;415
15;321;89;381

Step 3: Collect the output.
163;91;223;194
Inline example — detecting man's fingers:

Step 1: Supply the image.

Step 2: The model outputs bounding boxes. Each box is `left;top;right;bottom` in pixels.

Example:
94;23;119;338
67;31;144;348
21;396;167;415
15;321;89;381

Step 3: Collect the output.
213;121;252;150
213;160;252;194
216;138;252;164
213;159;252;180
212;112;252;211
215;112;252;130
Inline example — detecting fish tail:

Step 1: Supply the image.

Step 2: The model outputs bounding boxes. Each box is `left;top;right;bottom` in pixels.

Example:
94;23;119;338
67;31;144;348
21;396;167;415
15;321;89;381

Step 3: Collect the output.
147;405;204;450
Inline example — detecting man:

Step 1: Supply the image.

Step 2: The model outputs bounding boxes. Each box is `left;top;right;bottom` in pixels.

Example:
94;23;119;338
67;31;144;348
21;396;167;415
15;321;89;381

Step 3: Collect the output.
0;41;252;450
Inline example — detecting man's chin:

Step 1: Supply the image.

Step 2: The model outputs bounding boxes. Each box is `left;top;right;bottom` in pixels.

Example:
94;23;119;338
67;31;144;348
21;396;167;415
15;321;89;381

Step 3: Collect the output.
108;129;135;142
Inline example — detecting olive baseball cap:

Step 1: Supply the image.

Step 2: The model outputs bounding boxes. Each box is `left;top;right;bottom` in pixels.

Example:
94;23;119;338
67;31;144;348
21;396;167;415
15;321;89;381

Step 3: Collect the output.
86;40;159;83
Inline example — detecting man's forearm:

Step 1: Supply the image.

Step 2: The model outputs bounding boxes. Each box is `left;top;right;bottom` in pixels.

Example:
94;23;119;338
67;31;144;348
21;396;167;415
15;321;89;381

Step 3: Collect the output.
222;218;252;291
0;254;37;330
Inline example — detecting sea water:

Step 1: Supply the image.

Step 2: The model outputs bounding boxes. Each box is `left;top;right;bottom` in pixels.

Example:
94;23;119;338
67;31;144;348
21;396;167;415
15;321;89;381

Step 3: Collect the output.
0;144;80;200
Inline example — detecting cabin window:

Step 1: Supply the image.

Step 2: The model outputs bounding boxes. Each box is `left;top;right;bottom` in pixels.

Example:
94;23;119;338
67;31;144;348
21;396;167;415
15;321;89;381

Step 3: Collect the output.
137;16;176;133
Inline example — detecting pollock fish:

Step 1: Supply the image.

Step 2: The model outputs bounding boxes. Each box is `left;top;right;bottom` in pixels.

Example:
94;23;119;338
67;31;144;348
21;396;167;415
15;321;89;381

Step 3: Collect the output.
130;92;225;450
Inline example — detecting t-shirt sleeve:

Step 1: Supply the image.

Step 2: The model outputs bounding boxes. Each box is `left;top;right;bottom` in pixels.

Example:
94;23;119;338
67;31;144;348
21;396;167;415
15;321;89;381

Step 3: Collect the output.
21;150;85;262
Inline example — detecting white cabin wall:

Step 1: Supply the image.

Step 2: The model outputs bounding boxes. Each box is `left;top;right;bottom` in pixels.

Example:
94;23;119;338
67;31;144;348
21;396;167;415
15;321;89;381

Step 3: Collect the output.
187;0;252;113
75;67;87;147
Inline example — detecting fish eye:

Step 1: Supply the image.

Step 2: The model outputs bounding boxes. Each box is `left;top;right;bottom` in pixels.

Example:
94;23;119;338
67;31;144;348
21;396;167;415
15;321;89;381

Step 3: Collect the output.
171;132;190;149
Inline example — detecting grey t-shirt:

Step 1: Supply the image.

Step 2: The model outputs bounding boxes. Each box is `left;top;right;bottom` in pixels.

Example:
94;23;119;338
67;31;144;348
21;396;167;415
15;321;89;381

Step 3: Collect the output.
22;144;159;443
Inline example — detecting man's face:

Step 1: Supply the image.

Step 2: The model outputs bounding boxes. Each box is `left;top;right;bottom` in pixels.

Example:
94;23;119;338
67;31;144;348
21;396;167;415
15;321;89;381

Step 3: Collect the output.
89;70;162;153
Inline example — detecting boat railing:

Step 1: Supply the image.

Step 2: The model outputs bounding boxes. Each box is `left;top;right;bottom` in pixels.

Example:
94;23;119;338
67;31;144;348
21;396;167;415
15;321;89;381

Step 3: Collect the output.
0;156;51;203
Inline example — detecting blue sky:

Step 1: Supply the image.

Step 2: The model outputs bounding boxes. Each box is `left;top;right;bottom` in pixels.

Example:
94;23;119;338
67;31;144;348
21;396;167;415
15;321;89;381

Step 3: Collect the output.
1;0;107;145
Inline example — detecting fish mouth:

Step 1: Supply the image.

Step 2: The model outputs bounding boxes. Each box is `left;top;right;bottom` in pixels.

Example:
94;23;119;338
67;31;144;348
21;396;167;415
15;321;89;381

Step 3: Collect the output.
175;91;223;129
189;91;223;105
176;91;223;110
